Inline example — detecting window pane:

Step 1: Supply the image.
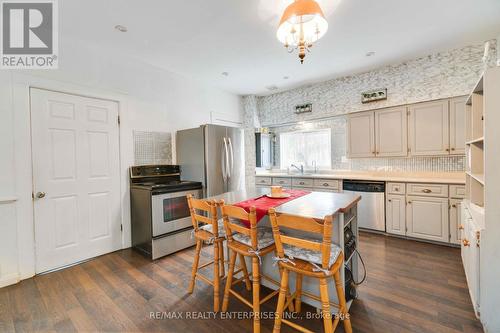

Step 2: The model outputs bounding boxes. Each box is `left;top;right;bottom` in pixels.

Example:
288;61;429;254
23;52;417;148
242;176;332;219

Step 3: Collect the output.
280;129;331;169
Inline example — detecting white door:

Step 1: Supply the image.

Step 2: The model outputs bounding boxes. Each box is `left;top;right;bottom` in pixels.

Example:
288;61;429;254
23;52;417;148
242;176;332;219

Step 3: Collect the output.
406;196;449;242
449;97;467;155
408;100;449;156
386;194;406;236
375;106;408;157
347;112;375;158
31;89;122;273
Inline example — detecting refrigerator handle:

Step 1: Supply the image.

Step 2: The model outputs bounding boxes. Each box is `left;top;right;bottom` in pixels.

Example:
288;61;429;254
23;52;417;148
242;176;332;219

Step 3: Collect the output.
221;137;229;183
227;137;234;179
221;138;228;183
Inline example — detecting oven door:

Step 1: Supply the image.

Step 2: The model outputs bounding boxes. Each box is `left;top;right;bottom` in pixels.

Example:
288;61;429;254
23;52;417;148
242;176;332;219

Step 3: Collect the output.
151;188;203;237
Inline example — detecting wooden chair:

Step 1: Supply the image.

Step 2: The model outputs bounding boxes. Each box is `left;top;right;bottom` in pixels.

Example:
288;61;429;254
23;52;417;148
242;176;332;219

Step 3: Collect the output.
220;202;293;333
187;195;251;312
268;208;352;333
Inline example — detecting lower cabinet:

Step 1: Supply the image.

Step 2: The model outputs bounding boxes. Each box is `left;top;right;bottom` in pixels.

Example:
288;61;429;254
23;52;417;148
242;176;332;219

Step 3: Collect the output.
386;194;406;236
449;199;462;245
406;196;449;243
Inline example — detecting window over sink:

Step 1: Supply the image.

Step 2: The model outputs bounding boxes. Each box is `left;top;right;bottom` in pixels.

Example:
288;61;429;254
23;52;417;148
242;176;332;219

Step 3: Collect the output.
280;129;331;170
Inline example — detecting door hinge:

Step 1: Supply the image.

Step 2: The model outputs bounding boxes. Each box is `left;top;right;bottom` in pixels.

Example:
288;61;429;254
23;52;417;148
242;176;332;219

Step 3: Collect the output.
120;224;123;232
407;147;410;153
117;115;121;125
407;110;410;116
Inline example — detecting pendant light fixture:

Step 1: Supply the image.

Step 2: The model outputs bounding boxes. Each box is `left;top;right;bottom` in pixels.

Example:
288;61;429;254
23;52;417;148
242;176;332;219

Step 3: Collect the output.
277;0;328;64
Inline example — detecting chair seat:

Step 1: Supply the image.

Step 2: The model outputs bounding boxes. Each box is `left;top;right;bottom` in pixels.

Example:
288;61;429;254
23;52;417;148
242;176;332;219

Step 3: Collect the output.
283;237;342;268
199;219;227;237
232;227;275;250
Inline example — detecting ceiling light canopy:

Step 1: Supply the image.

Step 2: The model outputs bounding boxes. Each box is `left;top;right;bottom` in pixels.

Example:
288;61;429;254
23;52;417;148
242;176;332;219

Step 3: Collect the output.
277;0;328;64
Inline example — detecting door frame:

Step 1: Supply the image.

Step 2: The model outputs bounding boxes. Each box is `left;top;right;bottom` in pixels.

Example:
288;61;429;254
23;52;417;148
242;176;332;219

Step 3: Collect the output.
13;73;133;280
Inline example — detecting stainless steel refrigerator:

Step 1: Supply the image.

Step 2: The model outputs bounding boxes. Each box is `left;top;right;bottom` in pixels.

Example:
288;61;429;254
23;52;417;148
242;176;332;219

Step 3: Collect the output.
176;124;245;197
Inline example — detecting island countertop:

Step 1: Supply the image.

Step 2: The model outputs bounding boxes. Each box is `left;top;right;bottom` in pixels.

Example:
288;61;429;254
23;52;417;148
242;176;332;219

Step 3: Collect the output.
207;187;361;219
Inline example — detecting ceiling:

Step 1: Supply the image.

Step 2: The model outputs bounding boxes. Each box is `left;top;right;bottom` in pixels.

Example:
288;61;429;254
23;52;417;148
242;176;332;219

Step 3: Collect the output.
60;0;500;96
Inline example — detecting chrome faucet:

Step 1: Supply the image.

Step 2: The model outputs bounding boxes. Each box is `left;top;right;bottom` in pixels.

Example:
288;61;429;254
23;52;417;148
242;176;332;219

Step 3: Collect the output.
290;163;304;174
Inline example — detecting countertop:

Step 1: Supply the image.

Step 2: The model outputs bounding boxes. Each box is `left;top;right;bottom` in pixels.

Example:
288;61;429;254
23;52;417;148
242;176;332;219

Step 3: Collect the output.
255;170;466;185
206;187;361;220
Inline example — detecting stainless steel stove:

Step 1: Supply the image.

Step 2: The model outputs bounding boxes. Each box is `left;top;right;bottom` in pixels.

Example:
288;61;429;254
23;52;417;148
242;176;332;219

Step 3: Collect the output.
130;165;203;259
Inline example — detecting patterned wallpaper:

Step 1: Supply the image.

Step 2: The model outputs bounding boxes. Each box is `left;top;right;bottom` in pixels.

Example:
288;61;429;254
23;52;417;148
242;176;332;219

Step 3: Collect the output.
243;40;498;183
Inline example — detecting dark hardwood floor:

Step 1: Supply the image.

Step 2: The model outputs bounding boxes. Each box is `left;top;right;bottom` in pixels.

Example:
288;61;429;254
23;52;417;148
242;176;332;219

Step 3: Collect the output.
0;233;483;333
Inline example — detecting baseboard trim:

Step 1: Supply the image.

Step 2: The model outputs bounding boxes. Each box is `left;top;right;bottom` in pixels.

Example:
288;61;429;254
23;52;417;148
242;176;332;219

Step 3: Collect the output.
0;273;20;288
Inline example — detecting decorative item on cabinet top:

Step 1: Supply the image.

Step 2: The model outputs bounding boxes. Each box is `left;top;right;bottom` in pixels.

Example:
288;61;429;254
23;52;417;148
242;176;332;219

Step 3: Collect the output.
361;88;387;104
295;103;313;114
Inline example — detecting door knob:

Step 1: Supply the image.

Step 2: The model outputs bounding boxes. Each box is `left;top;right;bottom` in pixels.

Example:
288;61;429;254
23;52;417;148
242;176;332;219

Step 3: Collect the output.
36;192;46;199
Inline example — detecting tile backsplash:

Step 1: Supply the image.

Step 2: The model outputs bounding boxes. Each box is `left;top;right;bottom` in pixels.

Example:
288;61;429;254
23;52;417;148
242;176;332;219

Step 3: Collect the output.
133;130;172;165
242;41;498;182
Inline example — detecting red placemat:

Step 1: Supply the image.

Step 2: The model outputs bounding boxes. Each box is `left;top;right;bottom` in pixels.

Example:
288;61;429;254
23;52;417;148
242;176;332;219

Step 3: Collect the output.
234;189;311;226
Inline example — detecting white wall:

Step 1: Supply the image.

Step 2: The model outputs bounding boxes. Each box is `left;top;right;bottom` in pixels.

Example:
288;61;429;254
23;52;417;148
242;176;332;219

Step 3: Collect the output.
0;39;242;287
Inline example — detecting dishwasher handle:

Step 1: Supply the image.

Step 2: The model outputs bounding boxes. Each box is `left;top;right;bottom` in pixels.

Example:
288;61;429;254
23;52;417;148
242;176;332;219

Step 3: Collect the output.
343;180;385;193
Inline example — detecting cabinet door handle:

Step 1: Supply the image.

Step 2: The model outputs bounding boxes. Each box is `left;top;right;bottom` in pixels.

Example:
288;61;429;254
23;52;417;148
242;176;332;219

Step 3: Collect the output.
458;224;464;230
299;182;305;185
451;148;455;151
394;188;399;192
407;201;412;204
323;183;329;187
446;148;450;152
422;189;432;193
463;239;470;247
388;199;392;202
452;204;457;208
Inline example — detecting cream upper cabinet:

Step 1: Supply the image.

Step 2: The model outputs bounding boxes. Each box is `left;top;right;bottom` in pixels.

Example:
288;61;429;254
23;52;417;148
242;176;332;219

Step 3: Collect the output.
406;196;449;242
347;112;375;158
386;194;406;236
408;100;450;156
375;107;408;157
449;97;467;155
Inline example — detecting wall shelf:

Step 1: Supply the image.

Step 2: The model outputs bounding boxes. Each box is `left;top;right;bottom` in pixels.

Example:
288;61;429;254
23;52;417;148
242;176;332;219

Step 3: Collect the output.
467;171;485;185
466;137;484;145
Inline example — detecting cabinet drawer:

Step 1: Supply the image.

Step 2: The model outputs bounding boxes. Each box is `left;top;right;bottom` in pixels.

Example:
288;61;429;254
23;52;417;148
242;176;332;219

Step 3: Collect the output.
255;177;271;186
387;182;405;195
313;179;340;190
292;178;314;188
450;185;466;199
272;177;292;186
407;183;448;197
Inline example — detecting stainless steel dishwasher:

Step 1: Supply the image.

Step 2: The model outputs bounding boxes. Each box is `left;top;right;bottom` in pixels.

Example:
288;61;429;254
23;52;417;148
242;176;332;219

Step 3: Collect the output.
343;180;385;232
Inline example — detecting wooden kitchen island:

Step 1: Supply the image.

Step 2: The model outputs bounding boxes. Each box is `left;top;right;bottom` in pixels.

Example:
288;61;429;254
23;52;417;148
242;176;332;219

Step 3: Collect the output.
208;187;361;311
